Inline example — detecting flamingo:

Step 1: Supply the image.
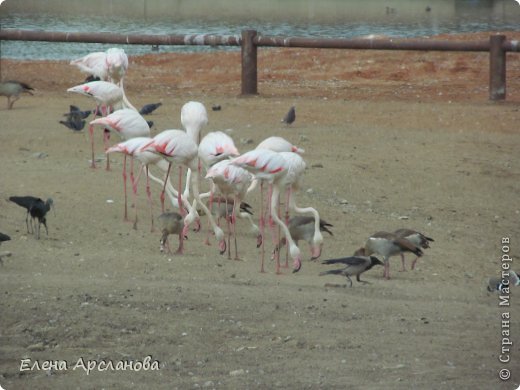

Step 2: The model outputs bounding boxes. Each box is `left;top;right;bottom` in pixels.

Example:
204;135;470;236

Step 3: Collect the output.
70;51;109;82
198;131;240;244
250;136;305;229
67;80;135;168
90;109;150;220
143;130;226;255
105;48;128;86
231;149;302;273
255;136;305;154
180;101;209;201
107;137;200;231
205;159;258;260
105;48;136;111
181;101;208;144
279;151;324;260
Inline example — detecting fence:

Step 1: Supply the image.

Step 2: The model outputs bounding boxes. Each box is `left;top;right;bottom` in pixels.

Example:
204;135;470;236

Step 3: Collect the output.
1;28;518;100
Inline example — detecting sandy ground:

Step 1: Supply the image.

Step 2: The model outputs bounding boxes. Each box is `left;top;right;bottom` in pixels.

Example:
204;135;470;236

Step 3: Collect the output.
1;32;520;389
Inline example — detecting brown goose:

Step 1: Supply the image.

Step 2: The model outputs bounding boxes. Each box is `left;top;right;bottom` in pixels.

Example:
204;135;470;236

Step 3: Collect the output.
355;231;423;279
320;255;383;287
274;216;333;260
394;228;434;271
0;80;34;109
158;212;186;254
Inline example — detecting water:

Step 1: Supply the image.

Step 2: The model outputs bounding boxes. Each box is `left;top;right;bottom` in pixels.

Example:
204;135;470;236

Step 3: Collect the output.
1;0;519;60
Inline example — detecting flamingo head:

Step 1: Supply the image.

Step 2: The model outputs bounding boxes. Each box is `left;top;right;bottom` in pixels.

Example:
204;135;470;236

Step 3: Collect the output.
289;243;302;273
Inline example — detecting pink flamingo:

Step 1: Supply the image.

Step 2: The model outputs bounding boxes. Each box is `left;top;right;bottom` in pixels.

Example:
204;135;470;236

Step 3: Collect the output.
90;109;150;219
232;149;302;273
279;151;324;260
67;80;136;168
256;136;305;154
105;48;128;86
106;137;199;231
143;130;226;255
181;101;208;144
205;159;258;260
70;51;109;82
198;131;240;244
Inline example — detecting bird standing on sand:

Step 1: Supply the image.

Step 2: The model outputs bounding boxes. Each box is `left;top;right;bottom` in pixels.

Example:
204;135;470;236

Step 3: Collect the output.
139;102;162;115
0;81;34;110
274;216;333;260
158;212;186;254
355;231;423;280
281;106;296;125
320;256;383;287
394;228;434;271
9;196;54;239
487;271;520;293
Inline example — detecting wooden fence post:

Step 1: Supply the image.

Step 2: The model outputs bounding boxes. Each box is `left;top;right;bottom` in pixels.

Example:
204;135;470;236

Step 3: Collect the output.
489;34;506;101
241;29;258;95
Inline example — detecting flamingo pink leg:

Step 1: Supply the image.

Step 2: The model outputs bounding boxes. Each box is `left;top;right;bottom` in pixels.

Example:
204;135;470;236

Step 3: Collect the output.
89;123;96;169
232;195;240;260
145;166;155;232
122;154;129;221
259;181;266;273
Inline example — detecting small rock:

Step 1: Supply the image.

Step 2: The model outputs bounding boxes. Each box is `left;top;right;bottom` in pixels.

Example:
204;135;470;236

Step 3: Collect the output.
339;199;349;205
229;369;245;376
240;138;254;145
27;342;45;352
299;135;309;142
32;152;48;159
398;215;409;220
311;163;324;168
306;188;314;194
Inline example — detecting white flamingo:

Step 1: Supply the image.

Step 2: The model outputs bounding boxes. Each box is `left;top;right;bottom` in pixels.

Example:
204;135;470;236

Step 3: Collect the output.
143;130;226;255
90;109;150;219
205;159;259;260
106;137;198;232
232;149;302;273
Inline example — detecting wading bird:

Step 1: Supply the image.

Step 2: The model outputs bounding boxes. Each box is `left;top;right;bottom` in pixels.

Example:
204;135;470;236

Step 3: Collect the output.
0;81;34;110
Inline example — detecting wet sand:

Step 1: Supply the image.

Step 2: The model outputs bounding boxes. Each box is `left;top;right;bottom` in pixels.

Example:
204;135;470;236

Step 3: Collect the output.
1;32;520;389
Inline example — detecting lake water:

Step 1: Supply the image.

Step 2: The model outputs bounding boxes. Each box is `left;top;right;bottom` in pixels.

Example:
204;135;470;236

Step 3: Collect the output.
1;0;519;60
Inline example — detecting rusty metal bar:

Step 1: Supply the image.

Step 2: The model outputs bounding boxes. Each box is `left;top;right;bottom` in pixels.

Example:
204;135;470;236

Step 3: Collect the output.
1;28;519;100
0;28;241;46
489;35;506;101
255;35;491;52
241;29;258;95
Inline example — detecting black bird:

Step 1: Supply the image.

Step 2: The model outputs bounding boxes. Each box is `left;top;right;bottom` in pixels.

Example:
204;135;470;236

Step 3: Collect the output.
212;104;222;111
9;196;54;239
59;117;86;131
60;105;90;131
139;102;162;115
85;75;101;83
320;255;383;287
0;232;10;245
67;105;91;119
281;106;296;125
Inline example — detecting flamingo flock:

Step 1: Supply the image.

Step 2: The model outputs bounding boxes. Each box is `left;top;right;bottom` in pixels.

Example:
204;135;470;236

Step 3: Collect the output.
64;47;333;275
62;46;434;281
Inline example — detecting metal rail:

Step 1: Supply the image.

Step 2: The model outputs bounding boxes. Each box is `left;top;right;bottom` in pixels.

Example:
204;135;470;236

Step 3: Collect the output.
1;28;518;100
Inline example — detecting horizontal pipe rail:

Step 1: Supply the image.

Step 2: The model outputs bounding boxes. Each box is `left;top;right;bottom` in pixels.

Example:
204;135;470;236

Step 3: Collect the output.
1;28;518;100
0;29;241;46
1;28;519;52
